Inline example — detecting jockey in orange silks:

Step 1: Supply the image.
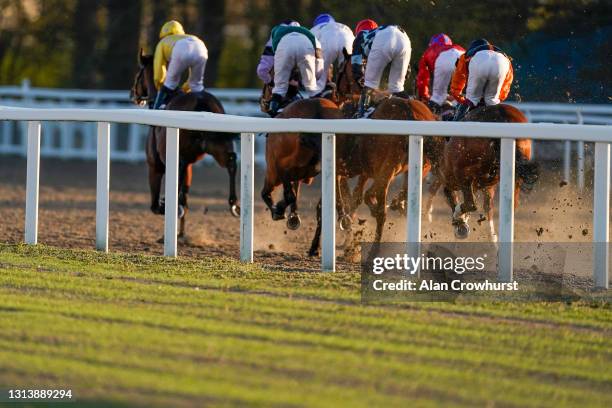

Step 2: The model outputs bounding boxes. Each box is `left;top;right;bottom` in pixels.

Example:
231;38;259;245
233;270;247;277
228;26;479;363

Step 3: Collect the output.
450;38;514;120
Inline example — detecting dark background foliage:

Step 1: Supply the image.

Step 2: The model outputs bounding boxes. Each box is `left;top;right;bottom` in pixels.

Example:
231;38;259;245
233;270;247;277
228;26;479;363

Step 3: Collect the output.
0;0;609;102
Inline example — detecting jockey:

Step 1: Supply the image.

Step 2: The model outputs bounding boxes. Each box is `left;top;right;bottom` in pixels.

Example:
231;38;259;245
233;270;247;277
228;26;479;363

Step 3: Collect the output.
450;38;514;120
265;23;324;117
310;13;355;97
351;20;412;117
416;33;465;114
152;20;208;109
256;19;300;86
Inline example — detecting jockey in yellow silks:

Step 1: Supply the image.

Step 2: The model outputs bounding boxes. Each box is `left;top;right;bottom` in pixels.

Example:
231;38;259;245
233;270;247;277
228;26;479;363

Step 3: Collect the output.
152;20;208;109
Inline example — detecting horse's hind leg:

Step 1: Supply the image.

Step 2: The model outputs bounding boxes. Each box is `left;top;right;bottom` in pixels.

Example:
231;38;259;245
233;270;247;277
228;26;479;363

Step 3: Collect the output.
337;176;353;230
286;181;302;230
308;198;322;257
483;185;497;244
372;177;392;244
425;177;442;223
148;164;164;214
261;174;283;220
146;128;164;214
177;161;192;239
389;172;408;215
226;151;239;217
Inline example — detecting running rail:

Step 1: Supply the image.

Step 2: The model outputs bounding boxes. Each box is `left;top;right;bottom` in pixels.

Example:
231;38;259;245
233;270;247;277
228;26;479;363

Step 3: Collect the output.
1;107;611;288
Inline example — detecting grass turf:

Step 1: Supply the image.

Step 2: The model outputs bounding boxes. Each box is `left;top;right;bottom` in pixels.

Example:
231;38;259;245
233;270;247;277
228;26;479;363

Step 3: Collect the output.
0;243;610;407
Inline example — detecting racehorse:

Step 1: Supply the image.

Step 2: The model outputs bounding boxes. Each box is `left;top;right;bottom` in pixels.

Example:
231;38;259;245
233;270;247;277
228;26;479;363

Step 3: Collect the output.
130;50;239;241
331;97;437;247
332;52;438;244
261;98;346;256
434;104;538;241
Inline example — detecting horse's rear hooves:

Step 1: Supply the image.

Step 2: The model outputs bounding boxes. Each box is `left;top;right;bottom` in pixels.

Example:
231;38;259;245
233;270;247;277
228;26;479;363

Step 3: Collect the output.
339;214;352;231
287;213;301;230
307;249;320;257
454;223;470;239
230;204;240;218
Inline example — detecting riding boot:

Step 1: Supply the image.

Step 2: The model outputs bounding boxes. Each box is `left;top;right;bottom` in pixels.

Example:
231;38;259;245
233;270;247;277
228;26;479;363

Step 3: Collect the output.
153;85;174;110
268;93;283;117
453;102;472;121
427;100;442;115
392;91;410;99
355;87;374;118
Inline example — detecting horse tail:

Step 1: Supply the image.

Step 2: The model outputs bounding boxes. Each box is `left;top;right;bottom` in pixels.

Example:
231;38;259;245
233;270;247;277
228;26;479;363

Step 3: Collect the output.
516;150;539;192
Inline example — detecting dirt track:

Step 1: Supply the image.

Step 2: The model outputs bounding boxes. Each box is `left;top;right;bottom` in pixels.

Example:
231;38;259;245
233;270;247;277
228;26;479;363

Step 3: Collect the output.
0;154;606;278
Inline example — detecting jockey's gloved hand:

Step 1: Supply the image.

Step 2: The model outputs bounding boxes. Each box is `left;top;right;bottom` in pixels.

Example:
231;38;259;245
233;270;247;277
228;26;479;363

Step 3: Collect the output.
268;93;283;117
453;100;474;121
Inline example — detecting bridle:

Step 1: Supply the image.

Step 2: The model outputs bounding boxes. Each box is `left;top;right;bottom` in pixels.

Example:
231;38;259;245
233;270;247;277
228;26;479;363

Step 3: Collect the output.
130;64;155;107
335;57;362;104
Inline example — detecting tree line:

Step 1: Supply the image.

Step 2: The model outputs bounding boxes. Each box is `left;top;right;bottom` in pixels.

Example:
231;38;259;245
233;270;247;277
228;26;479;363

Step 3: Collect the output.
0;0;609;101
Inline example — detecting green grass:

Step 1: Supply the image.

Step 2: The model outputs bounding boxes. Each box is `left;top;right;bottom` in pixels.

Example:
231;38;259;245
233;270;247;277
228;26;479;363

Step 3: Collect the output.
0;244;610;407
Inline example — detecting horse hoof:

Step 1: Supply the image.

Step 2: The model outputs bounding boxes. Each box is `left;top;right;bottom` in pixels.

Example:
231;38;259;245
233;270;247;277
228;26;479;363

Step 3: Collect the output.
287;213;301;230
230;204;240;217
271;206;286;221
454;223;470;239
177;205;185;219
339;214;352;231
308;249;320;257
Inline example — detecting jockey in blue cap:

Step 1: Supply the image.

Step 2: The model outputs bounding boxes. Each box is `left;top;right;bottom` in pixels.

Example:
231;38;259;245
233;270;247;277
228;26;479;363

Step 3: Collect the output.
310;13;354;98
312;13;334;26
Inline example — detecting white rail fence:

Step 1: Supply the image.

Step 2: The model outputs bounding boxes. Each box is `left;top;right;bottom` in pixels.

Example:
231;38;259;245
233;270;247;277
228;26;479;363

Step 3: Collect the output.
2;81;612;186
0;107;610;289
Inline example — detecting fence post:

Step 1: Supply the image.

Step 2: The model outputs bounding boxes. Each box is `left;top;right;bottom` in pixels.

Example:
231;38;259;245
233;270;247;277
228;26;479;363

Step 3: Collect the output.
240;132;255;262
96;122;110;252
164;127;180;257
498;138;516;282
25;121;41;245
563;140;571;185
321;132;336;272
576;111;585;192
407;135;423;268
593;142;610;289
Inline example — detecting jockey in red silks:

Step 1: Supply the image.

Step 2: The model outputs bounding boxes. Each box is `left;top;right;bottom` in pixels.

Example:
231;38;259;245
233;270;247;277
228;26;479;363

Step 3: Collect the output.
416;33;465;114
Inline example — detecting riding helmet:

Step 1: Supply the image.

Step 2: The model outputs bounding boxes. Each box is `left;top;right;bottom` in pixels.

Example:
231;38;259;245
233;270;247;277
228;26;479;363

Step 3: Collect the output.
429;33;453;47
313;13;335;27
159;20;185;39
354;19;378;35
281;19;301;27
467;38;490;53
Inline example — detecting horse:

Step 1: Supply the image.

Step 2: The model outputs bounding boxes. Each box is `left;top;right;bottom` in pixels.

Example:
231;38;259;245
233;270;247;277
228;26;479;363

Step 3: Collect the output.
130;50;239;241
331;52;437;245
433;104;538;241
261;97;346;256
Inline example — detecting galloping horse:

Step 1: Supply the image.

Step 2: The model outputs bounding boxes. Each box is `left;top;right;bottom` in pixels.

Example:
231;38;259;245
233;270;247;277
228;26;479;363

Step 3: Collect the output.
261;98;346;256
434;104;538;240
332;51;437;244
130;50;239;240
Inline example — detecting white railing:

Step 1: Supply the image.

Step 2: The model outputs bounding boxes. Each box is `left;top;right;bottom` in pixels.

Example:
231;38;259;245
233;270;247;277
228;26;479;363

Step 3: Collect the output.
0;80;264;163
2;81;611;174
0;106;610;288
